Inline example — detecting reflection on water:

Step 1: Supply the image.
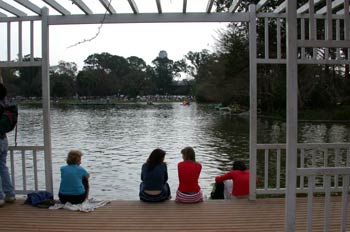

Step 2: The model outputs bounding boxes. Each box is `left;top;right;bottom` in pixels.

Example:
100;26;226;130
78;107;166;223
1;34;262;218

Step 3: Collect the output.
8;103;350;200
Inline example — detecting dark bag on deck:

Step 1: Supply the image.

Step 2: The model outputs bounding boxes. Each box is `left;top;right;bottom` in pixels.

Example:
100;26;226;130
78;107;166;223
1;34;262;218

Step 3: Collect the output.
25;191;55;208
210;182;225;199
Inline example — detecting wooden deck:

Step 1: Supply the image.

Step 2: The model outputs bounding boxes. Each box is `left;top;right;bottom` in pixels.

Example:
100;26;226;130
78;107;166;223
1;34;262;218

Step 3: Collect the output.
0;197;349;231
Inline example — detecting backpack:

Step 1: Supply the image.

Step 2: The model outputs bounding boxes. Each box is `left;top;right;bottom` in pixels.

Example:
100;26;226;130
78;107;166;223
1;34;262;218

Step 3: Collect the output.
0;102;18;133
210;182;225;199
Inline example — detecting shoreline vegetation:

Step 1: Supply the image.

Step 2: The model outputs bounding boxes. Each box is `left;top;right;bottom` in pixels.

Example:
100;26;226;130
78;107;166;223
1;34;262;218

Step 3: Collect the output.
14;97;350;122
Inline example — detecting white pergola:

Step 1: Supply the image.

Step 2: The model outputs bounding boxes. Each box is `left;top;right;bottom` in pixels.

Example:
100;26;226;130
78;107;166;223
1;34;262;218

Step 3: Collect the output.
0;1;349;231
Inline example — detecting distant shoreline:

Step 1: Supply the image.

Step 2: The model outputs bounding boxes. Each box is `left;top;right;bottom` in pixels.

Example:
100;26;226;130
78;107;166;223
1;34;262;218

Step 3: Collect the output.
16;98;350;122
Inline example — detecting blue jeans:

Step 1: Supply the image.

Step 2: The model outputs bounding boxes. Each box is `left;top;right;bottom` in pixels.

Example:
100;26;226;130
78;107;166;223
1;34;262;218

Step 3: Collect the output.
0;137;15;199
139;182;171;202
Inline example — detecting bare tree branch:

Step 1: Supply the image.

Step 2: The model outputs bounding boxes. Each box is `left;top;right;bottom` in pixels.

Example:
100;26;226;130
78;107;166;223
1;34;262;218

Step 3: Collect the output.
67;0;112;48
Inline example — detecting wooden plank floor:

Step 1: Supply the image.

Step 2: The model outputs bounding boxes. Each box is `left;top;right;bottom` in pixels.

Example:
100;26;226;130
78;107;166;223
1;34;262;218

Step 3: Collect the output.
0;197;349;231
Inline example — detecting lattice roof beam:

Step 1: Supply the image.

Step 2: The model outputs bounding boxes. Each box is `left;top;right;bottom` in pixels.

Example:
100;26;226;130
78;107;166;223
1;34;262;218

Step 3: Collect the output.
127;0;139;14
336;5;350;14
0;0;27;17
43;0;70;15
71;0;92;15
183;0;187;13
14;0;41;15
229;0;241;12
256;0;268;11
156;0;162;13
316;0;344;14
0;11;6;17
297;0;323;14
99;0;116;14
273;1;286;13
206;0;214;13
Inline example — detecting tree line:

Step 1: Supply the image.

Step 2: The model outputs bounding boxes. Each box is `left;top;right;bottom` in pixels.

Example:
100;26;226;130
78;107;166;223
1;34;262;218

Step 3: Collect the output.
2;52;191;99
187;0;350;113
2;0;350;115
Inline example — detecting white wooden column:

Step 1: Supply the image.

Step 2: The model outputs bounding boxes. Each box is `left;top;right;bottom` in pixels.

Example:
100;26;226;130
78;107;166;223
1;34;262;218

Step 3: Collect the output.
41;7;53;194
285;0;298;231
249;4;257;201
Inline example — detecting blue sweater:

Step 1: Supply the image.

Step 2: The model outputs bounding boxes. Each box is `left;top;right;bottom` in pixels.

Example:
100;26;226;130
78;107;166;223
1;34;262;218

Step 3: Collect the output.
141;163;168;191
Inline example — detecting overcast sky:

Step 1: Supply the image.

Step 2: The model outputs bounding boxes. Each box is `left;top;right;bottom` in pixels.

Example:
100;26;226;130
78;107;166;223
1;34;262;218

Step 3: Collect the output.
49;22;226;70
0;0;228;70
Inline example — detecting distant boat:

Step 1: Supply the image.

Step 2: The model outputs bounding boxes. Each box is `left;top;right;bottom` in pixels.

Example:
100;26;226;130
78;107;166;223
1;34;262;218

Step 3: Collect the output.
217;106;231;112
237;111;249;118
181;101;191;106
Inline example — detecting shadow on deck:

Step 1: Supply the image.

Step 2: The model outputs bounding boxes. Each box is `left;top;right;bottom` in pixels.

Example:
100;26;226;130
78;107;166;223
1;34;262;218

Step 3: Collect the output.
0;197;349;231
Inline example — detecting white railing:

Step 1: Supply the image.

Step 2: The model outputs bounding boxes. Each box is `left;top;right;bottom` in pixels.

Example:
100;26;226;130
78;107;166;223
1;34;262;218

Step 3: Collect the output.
256;143;350;194
297;167;350;232
256;143;350;231
8;146;47;195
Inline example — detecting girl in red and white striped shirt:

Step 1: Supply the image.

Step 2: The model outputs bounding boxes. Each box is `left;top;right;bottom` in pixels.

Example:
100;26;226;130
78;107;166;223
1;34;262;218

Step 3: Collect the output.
175;147;203;203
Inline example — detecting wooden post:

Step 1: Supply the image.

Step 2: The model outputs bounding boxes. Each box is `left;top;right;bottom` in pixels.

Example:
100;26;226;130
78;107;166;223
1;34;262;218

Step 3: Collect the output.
285;0;298;231
249;4;257;201
0;69;3;84
41;7;53;194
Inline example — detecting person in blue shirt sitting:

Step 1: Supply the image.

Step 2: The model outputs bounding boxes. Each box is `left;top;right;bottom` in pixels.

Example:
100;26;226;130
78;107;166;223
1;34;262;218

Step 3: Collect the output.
139;148;171;202
59;150;89;204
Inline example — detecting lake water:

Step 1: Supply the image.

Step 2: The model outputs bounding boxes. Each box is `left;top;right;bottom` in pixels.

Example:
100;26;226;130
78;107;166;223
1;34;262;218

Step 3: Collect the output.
8;103;350;200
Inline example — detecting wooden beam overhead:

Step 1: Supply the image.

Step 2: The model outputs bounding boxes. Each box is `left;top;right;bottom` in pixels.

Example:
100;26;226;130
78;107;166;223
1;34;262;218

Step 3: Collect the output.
0;0;27;17
256;0;268;11
317;0;344;14
43;0;70;16
0;0;348;17
183;0;187;13
48;12;250;25
14;0;41;15
297;0;323;14
273;1;286;13
156;0;162;14
345;0;350;40
336;5;350;14
298;40;350;48
99;0;116;14
206;0;214;13
71;0;93;15
229;0;241;13
127;0;139;14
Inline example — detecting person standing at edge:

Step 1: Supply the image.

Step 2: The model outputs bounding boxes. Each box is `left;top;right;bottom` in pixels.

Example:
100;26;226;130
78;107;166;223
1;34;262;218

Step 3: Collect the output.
0;83;16;206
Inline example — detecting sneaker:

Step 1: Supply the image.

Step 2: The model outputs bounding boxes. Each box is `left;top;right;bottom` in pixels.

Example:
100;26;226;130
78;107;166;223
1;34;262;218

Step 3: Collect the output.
4;195;16;203
0;199;4;207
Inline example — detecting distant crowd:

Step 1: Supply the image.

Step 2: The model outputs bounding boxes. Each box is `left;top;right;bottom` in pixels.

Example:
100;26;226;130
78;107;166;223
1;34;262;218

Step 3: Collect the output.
12;95;195;103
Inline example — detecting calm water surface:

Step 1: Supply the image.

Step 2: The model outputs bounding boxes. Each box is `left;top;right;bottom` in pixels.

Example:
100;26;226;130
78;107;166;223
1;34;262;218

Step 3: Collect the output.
8;103;350;200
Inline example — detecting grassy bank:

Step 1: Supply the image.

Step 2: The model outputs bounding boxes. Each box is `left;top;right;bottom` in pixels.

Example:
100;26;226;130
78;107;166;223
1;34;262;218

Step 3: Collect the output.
298;106;350;121
251;106;350;122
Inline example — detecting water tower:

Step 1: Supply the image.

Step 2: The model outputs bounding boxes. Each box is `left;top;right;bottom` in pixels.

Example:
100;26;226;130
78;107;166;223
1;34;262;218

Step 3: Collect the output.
158;50;168;58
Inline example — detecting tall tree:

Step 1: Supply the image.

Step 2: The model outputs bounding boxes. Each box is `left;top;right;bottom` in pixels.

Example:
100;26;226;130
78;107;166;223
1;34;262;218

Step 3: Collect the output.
50;61;77;97
152;57;176;95
17;56;42;97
